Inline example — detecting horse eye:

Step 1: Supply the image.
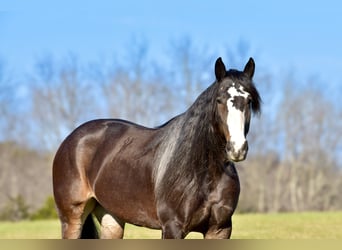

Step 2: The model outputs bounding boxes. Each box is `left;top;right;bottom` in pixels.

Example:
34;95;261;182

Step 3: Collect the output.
217;92;228;104
217;97;225;104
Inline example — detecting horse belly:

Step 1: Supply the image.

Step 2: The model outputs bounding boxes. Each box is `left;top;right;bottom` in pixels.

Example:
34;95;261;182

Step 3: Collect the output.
92;159;160;229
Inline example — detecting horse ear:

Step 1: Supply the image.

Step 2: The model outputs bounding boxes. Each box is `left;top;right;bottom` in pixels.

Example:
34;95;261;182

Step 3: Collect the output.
215;57;226;82
243;57;255;79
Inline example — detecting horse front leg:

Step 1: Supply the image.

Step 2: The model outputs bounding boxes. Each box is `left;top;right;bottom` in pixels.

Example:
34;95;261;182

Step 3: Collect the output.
161;221;185;239
204;218;232;239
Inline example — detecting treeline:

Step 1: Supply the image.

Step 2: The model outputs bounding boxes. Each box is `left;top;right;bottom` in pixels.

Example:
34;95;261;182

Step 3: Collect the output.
0;38;341;220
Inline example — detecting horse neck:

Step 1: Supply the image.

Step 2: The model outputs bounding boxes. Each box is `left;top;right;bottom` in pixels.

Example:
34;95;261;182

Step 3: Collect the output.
172;86;227;178
184;102;226;167
155;86;227;204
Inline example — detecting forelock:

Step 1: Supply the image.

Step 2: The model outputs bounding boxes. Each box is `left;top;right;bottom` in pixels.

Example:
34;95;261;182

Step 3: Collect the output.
226;70;261;115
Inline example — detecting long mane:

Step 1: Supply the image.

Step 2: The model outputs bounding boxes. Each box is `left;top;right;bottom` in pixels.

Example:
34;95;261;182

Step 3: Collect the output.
156;81;226;206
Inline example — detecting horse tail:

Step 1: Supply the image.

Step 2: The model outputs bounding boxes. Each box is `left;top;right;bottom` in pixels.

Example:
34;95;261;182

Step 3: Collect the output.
81;214;99;239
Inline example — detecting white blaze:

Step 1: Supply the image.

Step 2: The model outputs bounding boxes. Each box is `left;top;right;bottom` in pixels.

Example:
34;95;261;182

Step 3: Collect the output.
226;84;249;152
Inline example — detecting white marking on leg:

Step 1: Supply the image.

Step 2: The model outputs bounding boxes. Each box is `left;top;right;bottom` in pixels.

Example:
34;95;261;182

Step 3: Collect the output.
100;214;124;239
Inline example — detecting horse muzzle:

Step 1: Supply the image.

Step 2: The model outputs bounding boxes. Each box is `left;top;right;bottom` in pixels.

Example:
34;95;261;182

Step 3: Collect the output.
226;140;249;162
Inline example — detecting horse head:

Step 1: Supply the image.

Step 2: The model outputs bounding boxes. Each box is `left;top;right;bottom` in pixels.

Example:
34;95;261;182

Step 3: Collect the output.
214;57;261;162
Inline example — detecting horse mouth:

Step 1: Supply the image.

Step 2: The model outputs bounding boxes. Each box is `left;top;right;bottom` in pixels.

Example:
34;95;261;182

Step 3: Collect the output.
228;152;247;162
226;148;248;162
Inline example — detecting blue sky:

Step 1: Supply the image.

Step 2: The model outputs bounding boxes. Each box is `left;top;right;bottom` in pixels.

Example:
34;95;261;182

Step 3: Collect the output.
1;0;342;88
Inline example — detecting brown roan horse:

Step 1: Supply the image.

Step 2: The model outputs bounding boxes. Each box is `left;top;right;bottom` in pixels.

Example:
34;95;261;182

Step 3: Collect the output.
52;57;261;239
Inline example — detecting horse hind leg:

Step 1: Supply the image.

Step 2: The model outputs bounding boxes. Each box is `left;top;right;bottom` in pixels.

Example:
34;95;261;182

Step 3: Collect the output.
60;213;83;239
93;205;125;239
58;198;97;239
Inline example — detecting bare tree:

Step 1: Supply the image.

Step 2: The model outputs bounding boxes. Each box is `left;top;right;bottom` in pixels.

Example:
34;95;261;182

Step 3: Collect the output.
29;54;97;151
0;59;18;141
168;37;214;109
274;79;342;211
98;39;176;127
0;141;52;214
238;71;342;213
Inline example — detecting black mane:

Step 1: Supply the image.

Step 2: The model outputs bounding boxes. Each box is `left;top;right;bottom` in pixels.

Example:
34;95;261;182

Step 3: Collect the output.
159;81;226;206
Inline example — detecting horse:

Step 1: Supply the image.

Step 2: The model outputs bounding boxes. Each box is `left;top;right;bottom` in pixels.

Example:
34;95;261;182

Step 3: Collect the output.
52;57;261;239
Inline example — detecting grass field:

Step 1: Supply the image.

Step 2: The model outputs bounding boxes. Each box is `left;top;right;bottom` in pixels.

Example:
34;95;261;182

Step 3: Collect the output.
0;211;342;239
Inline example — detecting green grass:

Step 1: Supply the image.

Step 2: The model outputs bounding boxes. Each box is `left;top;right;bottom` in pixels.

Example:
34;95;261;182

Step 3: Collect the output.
0;211;341;239
232;211;342;239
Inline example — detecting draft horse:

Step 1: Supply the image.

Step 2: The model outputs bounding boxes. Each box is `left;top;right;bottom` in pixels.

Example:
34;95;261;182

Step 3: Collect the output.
53;57;261;239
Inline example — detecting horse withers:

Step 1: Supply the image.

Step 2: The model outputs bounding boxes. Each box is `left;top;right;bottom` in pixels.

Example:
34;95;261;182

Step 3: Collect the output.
52;57;261;239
